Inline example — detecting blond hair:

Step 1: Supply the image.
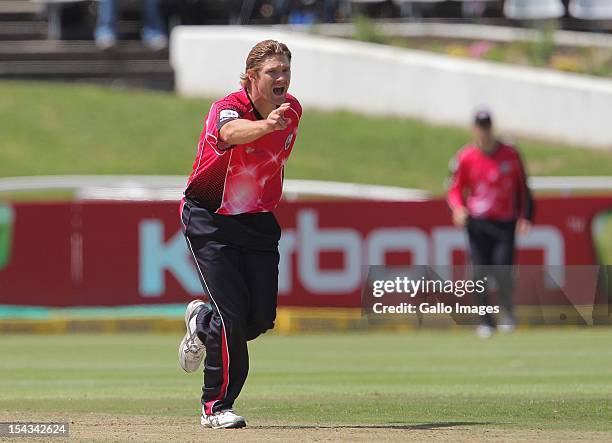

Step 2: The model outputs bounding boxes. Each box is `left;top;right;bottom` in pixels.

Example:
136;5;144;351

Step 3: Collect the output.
240;40;292;88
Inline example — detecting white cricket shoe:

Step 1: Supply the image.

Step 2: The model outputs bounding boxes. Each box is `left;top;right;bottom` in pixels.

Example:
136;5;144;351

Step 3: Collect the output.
201;409;247;429
498;323;516;334
476;324;495;339
178;299;206;373
498;314;517;334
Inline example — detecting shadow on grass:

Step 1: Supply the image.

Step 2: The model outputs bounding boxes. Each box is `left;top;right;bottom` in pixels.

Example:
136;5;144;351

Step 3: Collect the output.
252;421;503;430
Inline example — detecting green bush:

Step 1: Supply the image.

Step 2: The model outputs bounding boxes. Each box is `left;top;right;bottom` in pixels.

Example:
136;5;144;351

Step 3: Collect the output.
353;15;388;45
527;21;558;67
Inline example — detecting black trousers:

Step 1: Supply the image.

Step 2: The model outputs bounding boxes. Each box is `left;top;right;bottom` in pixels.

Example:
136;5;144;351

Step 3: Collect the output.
467;217;517;327
181;199;281;415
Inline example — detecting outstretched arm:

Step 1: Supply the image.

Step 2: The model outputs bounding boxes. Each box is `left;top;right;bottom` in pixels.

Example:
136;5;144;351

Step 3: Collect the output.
220;103;292;146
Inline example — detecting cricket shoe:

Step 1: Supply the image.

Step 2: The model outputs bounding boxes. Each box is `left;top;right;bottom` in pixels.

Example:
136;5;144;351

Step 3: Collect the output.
201;409;247;429
498;313;517;334
497;323;516;334
178;299;207;372
476;324;495;339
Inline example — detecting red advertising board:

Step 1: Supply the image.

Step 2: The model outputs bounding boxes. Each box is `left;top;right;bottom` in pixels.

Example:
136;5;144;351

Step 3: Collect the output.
0;197;610;308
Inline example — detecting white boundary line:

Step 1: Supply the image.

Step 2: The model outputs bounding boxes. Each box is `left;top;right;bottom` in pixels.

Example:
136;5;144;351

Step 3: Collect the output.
0;175;610;201
0;175;430;201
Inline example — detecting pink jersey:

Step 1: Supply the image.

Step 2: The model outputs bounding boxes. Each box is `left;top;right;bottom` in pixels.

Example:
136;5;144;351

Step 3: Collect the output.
185;88;302;215
447;142;534;221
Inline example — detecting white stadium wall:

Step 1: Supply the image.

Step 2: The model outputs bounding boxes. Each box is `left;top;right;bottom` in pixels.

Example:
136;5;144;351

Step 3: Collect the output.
170;26;612;149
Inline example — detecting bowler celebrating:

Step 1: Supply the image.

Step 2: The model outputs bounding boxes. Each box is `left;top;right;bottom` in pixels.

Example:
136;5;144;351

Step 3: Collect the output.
177;40;301;429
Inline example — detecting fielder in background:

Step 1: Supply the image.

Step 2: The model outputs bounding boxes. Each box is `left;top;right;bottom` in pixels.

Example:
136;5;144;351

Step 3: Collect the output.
447;110;535;338
177;40;301;429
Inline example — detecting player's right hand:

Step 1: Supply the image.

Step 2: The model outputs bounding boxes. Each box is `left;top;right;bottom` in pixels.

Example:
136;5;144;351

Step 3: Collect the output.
267;103;292;131
516;218;532;236
452;207;469;227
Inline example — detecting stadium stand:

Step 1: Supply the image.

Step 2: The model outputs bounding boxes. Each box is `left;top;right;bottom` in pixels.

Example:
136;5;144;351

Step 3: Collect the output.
0;0;173;89
32;0;85;40
1;0;612;91
0;0;47;40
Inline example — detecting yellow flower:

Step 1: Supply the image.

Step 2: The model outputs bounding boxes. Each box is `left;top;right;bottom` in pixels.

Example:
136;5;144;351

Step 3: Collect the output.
445;45;469;58
550;55;584;73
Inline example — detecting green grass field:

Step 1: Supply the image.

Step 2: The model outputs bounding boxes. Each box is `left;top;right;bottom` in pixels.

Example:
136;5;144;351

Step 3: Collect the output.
1;329;611;439
3;81;612;195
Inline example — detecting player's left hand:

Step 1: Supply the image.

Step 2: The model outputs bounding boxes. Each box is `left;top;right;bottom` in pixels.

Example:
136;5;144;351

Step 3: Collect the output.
517;218;532;236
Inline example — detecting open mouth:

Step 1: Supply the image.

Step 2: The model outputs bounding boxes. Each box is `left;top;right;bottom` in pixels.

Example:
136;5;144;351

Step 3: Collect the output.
272;86;285;97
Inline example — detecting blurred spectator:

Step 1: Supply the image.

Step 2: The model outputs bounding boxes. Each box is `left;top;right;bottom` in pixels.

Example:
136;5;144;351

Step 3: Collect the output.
289;5;317;24
275;0;339;23
462;0;487;17
95;0;168;50
321;0;340;23
447;110;535;339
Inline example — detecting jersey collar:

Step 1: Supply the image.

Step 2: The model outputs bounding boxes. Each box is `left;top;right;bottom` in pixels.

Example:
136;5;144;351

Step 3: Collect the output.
245;88;264;121
478;140;501;157
244;87;281;121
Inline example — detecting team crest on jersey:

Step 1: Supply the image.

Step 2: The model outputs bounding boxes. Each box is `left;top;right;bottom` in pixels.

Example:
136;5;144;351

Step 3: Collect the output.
284;133;294;150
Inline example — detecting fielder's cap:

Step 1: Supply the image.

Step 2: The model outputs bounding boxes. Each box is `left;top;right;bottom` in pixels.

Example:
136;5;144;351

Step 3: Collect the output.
474;109;493;128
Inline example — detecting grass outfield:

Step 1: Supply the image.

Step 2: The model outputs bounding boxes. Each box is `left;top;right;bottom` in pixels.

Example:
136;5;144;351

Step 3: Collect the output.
3;81;612;194
1;330;611;440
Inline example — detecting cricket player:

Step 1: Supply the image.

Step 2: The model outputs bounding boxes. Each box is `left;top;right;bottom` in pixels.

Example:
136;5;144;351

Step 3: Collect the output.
447;110;534;338
177;40;301;428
